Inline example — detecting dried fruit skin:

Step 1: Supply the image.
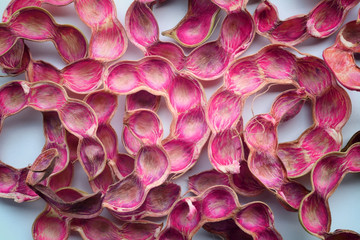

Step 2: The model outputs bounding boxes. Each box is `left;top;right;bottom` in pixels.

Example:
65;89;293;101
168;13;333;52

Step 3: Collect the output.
0;81;106;181
105;56;209;177
162;0;220;47
71;216;162;240
125;2;255;80
323;19;360;90
158;186;282;239
207;45;350;208
254;0;360;45
0;7;87;63
299;135;360;238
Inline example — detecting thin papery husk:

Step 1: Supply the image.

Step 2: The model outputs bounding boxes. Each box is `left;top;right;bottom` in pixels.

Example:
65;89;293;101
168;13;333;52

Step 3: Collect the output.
105;56;209;177
210;45;350;190
323;20;360;91
2;0;74;22
324;230;360;240
71;216;162;240
254;0;360;45
162;0;220;47
74;0;128;61
159;185;281;239
211;0;248;12
111;182;181;221
0;160;38;202
299;138;360;238
32;206;70;240
203;219;253;240
1;7;87;63
26;149;104;219
125;2;255;80
0;40;30;76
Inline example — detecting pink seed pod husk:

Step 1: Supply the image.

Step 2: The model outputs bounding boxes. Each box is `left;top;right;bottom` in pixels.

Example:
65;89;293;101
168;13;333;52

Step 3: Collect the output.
162;0;220;48
323;19;360;91
188;169;231;195
254;0;360;45
0;40;29;76
0;160;38;202
2;0;74;22
32;206;70;240
126;90;160;112
110;182;181;221
71;216;162;240
203;219;253;240
211;0;249;12
1;7;87;63
210;44;350;183
125;1;255;80
74;0;128;61
299;139;360;238
159;185;282;239
106;56;209;176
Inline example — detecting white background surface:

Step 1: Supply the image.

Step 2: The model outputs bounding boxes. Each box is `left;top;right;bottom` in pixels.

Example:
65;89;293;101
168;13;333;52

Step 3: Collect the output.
0;0;359;239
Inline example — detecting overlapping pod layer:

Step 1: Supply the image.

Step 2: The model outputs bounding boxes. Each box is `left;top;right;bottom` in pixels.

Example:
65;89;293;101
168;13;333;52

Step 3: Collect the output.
254;0;360;45
0;40;30;75
0;81;106;181
74;0;127;61
106;56;209;177
125;0;255;80
323;13;360;91
31;185;104;240
103;109;171;215
299;134;360;239
103;56;209;216
0;7;87;63
162;0;220;47
3;0;73;22
158;185;282;240
110;182;181;221
188;168;264;197
207;45;351;209
26;58;105;93
72;217;162;240
203;219;253;240
84;90;181;220
26;149;104;219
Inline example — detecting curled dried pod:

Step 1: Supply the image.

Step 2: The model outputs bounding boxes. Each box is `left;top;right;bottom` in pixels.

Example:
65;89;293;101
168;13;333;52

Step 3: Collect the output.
244;114;309;210
110;182;181;221
2;0;74;22
158;185;282;239
125;1;255;80
203;219;253;240
0;81;106;180
71;216;162;240
254;0;360;45
211;0;248;12
106;56;209;176
74;0;127;61
0;161;38;202
208;45;350;191
323;18;360;90
126;90;160;112
162;0;220;47
188;169;231;195
104;118;170;215
0;40;30;76
33;205;70;240
26;149;104;219
0;7;87;63
26;58;105;94
299;136;360;238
